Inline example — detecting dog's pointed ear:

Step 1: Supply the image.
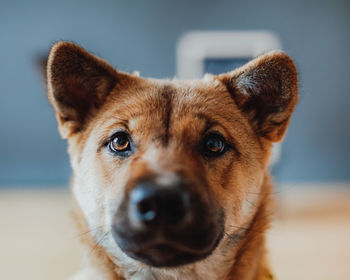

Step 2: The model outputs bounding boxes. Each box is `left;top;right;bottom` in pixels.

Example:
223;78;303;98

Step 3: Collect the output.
218;51;298;142
47;42;128;138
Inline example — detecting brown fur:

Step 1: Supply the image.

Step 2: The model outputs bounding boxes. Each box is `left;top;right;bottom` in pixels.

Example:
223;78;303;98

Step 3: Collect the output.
47;41;298;280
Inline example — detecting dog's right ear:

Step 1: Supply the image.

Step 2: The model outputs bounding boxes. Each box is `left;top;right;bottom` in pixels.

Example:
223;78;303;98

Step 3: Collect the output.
218;51;298;143
47;42;130;138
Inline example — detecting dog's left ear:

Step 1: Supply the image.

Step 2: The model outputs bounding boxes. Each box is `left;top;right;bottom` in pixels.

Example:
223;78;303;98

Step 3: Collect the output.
218;51;298;142
47;42;132;138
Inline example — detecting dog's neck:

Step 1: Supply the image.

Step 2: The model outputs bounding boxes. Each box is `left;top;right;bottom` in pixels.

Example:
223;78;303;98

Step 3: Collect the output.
73;174;273;280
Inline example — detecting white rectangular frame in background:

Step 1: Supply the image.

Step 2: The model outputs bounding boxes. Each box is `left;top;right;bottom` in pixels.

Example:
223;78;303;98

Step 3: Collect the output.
176;31;282;166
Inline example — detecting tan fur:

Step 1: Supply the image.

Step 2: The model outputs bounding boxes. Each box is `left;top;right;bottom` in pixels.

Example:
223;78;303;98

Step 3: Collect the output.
47;42;298;280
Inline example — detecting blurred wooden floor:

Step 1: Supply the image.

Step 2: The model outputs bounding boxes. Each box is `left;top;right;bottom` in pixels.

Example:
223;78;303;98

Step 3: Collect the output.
0;185;349;280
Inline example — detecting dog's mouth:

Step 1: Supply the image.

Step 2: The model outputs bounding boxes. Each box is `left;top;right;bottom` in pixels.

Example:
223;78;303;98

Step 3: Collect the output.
124;240;221;267
112;227;224;267
129;244;195;267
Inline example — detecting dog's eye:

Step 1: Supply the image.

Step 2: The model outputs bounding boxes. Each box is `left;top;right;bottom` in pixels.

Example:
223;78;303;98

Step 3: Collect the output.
201;133;227;157
108;132;133;157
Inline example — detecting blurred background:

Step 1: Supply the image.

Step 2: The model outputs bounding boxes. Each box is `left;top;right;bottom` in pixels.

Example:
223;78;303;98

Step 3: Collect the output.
0;0;349;279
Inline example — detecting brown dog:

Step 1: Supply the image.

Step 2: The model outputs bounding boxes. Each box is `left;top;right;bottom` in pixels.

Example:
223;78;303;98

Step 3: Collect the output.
46;42;298;280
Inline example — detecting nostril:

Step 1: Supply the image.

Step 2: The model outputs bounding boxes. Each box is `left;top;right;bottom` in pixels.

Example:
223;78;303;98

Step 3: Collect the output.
137;198;157;222
130;184;158;224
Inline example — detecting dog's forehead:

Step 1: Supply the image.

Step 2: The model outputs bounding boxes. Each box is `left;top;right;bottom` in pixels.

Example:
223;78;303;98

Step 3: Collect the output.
88;77;246;148
106;78;234;123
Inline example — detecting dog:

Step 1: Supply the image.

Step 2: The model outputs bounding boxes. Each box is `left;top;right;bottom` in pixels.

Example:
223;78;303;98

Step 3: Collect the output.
46;42;298;280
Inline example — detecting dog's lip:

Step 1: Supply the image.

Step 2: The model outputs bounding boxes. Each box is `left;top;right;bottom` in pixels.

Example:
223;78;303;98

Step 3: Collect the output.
129;238;213;256
124;242;213;268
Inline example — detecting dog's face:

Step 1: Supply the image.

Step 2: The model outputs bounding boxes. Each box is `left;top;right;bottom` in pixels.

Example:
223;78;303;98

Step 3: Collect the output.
47;42;297;269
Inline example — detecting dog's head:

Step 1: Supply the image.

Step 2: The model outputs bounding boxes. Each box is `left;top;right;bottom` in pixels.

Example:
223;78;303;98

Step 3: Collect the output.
47;42;297;269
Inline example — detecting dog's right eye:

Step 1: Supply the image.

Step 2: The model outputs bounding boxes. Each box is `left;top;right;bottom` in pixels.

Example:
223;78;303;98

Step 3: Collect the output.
108;132;133;157
200;133;227;158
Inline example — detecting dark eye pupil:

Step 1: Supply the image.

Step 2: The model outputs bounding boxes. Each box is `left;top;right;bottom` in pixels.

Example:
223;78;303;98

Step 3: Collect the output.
114;136;127;146
111;133;130;152
206;137;224;153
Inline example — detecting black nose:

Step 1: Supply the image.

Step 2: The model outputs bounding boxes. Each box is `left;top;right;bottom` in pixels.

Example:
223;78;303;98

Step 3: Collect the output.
129;183;190;226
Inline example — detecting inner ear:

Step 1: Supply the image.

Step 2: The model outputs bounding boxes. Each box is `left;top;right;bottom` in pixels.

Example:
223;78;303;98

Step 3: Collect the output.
47;42;125;138
218;51;298;142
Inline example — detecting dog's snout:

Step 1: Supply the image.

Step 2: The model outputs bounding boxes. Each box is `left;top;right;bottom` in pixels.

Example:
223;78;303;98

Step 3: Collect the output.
113;179;224;267
129;183;190;226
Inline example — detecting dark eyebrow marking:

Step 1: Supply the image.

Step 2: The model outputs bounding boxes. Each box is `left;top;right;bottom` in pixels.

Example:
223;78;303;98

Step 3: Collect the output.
195;113;215;131
162;85;174;145
114;119;129;130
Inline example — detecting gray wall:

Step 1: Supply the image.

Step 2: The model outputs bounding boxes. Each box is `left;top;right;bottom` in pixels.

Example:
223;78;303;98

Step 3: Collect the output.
0;0;349;186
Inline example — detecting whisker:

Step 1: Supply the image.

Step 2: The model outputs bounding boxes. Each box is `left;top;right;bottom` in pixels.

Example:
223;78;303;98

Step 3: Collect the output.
244;198;259;209
245;183;299;196
70;225;104;239
227;224;280;236
89;232;108;256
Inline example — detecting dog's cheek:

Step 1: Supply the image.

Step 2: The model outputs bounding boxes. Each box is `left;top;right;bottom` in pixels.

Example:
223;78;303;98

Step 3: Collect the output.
102;163;132;231
66;138;103;237
73;159;106;236
214;161;264;232
70;141;109;235
237;171;265;224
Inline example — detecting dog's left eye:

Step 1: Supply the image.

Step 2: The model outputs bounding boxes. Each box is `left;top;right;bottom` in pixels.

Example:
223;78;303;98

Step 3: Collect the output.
201;133;227;157
108;132;133;157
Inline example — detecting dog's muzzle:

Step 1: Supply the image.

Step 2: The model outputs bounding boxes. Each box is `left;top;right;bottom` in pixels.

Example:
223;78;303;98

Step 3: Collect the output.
111;180;224;267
